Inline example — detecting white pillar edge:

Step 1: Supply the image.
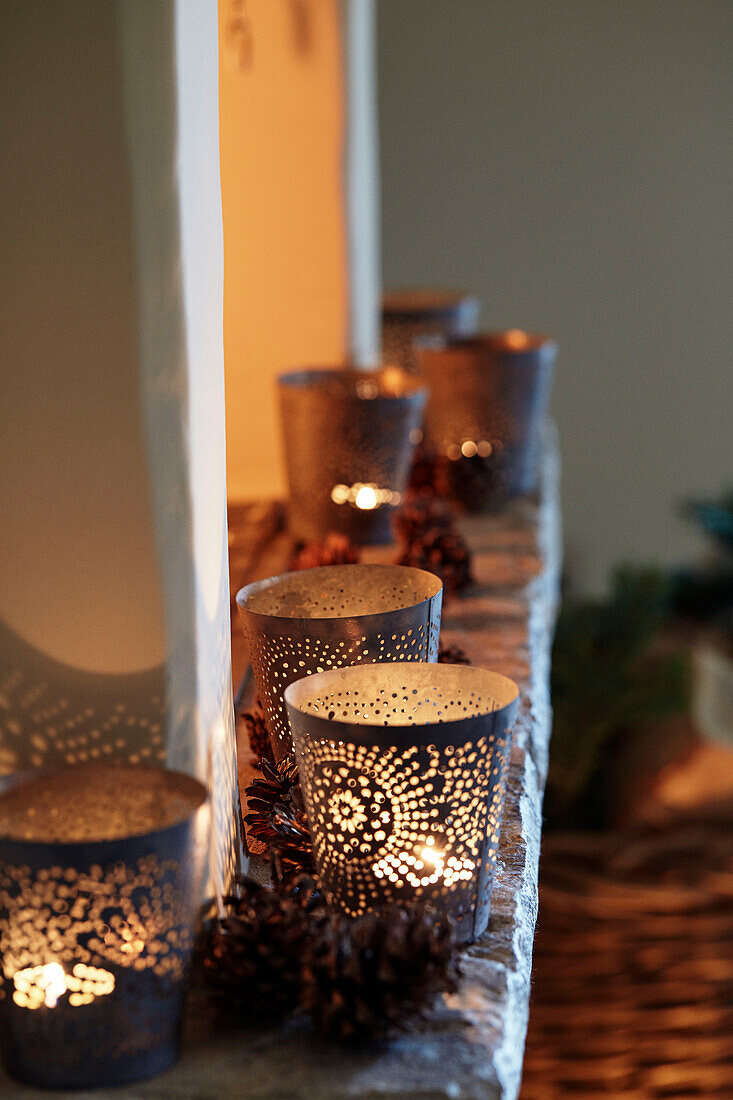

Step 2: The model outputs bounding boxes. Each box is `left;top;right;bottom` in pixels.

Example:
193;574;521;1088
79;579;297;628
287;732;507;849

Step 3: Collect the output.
117;0;245;899
343;0;382;368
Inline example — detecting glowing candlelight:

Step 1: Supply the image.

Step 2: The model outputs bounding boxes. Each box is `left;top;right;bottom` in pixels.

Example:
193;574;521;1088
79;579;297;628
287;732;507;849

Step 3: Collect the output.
278;366;427;545
0;763;207;1088
354;484;378;510
503;328;530;350
330;483;402;510
11;962;115;1010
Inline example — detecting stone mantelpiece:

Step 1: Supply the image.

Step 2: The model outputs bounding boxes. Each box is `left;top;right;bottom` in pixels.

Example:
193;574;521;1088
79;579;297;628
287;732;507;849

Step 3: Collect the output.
1;432;560;1100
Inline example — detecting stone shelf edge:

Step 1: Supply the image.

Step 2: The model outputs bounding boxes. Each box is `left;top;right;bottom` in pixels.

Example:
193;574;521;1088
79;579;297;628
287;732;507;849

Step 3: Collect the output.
2;428;561;1100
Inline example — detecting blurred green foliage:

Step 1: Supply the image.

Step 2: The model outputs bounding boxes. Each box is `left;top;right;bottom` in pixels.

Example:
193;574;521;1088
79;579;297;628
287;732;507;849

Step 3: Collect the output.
546;567;690;830
683;491;733;555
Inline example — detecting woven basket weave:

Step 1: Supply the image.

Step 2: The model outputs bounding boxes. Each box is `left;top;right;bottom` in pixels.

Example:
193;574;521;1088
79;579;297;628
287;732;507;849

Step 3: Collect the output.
520;813;733;1099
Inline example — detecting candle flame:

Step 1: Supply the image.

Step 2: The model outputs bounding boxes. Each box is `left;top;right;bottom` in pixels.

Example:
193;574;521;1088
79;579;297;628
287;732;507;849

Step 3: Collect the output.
330;483;402;509
503;329;530;350
420;845;441;866
354;485;378;510
446;439;494;461
12;962;115;1010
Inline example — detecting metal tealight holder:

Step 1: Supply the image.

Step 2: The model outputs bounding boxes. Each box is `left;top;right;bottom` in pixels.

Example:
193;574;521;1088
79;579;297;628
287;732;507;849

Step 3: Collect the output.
285;662;519;943
236;564;443;762
0;763;208;1090
415;331;557;510
278;367;427;544
382;288;480;373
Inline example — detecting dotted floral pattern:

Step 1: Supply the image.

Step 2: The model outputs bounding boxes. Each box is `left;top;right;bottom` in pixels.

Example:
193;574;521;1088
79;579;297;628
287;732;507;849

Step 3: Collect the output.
0;853;195;989
287;664;518;941
297;733;510;937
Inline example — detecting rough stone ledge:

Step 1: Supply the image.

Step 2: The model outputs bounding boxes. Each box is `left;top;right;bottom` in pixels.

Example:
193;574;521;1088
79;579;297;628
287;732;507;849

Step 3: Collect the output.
2;429;561;1100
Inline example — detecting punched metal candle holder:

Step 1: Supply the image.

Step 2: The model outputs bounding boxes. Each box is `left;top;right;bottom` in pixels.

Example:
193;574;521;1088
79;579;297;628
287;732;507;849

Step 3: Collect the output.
236;564;442;763
0;764;208;1090
285;662;520;943
415;332;557;510
382;288;480;373
278;367;427;545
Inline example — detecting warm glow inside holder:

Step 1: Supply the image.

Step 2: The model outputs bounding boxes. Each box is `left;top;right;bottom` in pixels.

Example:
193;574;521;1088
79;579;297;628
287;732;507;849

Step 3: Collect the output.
278;367;428;544
237;564;443;763
285;662;520;943
0;764;208;1090
415;332;557;508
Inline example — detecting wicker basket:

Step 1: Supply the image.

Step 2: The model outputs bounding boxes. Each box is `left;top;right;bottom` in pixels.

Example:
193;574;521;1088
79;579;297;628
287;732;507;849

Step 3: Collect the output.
520;811;733;1099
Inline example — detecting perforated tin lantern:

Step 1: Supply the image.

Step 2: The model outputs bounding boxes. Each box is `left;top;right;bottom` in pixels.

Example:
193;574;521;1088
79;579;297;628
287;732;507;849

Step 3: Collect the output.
0;764;208;1089
236;564;442;763
382;288;480;373
278;367;427;544
285;662;519;943
415;332;557;509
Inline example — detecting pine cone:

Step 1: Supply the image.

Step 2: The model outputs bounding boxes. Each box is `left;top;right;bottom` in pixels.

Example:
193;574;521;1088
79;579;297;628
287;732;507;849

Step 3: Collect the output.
394;493;453;545
438;638;472;665
245;755;315;879
280;870;328;916
241;706;274;765
204;878;310;1025
445;452;506;512
290;533;361;571
397;525;473;597
408;446;448;497
303;903;460;1042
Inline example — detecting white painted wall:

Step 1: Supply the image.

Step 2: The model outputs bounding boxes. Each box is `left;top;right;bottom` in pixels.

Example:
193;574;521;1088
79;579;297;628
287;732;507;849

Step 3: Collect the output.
119;0;242;890
345;0;381;368
0;1;166;674
377;0;733;594
0;0;241;891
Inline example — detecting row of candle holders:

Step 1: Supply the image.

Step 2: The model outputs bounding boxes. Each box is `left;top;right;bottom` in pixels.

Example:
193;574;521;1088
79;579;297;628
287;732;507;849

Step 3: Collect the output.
0;563;520;1089
0;312;543;1089
0;764;208;1089
236;564;519;944
280;327;557;544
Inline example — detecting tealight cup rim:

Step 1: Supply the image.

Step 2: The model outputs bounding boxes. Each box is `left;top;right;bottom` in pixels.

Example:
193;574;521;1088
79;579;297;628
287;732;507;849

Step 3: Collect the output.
0;763;208;849
382;287;479;317
236;563;443;623
415;331;557;357
277;365;427;400
284;660;520;729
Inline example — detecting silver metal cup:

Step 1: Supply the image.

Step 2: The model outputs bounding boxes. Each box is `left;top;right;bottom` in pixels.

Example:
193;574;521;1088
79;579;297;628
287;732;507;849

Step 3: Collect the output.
415;332;557;508
278;367;428;544
382;288;480;373
285;662;519;943
236;564;442;762
0;763;208;1089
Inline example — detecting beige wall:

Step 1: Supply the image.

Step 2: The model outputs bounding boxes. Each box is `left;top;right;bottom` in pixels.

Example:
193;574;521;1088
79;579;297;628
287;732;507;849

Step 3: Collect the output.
0;1;165;673
220;0;349;501
378;0;733;594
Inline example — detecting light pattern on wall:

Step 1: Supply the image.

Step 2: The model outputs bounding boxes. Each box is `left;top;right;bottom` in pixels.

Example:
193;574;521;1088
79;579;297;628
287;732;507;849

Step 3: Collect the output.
0;623;166;776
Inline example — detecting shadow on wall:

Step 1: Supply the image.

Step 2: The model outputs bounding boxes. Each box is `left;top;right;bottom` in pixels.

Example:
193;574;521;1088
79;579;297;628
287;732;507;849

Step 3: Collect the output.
0;620;167;776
